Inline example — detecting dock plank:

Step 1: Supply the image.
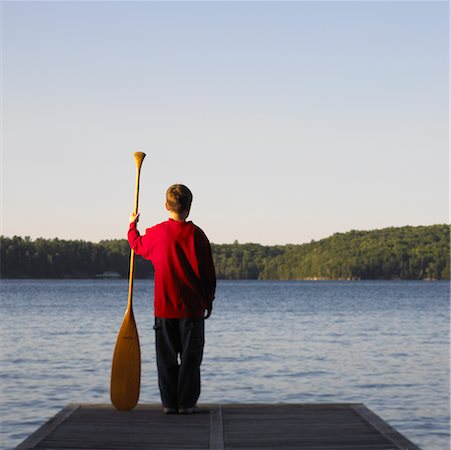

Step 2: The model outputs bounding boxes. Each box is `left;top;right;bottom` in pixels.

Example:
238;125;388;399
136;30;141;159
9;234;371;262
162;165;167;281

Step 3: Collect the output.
14;403;421;450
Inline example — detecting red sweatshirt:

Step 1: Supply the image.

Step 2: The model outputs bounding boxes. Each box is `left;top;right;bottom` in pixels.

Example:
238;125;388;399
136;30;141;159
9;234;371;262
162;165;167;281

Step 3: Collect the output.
128;219;216;318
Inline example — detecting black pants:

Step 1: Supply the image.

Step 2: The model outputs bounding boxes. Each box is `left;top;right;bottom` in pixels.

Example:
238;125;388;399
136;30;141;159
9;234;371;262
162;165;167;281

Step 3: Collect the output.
154;317;205;409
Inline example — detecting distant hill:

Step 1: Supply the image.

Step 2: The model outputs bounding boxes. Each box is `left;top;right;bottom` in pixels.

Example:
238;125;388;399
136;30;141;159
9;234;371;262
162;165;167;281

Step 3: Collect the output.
1;224;449;280
213;224;450;280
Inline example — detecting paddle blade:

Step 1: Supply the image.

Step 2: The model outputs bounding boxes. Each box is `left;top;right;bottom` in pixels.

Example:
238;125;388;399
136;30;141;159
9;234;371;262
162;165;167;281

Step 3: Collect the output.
110;310;141;410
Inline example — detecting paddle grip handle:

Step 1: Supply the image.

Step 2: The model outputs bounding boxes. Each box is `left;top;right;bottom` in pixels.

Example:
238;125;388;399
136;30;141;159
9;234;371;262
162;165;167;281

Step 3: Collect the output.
132;152;146;214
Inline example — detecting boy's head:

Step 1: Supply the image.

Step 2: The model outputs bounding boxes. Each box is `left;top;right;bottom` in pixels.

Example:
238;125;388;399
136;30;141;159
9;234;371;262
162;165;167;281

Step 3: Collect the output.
166;184;193;215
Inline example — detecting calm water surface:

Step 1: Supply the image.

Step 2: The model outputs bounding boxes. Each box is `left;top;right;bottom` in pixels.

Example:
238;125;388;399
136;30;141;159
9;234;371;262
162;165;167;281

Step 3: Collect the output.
0;280;449;450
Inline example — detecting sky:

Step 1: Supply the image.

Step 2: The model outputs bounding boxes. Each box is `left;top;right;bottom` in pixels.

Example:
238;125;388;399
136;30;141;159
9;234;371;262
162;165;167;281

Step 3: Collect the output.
1;0;449;245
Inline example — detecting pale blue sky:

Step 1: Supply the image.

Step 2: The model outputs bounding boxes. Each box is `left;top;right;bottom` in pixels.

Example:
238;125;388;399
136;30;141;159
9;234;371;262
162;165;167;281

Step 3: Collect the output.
2;1;449;245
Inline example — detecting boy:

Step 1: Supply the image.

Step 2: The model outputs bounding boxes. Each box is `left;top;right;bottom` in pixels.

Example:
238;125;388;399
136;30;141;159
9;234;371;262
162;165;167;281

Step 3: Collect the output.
128;184;216;414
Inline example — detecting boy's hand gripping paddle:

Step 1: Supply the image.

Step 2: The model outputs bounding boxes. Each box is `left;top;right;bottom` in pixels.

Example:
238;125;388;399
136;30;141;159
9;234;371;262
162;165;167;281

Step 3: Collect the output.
110;151;146;410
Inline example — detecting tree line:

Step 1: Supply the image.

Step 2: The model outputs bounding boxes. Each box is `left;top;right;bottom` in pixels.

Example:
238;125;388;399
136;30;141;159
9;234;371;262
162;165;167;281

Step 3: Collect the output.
1;224;449;280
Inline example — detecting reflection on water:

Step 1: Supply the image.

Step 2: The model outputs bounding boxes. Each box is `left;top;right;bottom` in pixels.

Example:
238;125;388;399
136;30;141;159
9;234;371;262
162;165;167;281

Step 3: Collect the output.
0;280;449;450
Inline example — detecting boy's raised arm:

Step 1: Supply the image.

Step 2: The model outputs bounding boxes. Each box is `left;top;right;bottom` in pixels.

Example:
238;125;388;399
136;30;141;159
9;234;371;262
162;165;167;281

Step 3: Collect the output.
128;214;152;260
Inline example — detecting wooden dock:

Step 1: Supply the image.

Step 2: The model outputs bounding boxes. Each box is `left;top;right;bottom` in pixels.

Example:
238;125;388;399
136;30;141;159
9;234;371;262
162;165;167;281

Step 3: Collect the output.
15;403;422;450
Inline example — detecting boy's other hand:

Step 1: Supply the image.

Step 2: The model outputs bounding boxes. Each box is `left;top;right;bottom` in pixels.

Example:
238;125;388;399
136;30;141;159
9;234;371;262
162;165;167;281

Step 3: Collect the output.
130;213;140;224
204;306;212;319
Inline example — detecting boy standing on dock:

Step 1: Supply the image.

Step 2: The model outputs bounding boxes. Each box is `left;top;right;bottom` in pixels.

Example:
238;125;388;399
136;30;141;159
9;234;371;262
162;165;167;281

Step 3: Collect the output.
128;184;216;414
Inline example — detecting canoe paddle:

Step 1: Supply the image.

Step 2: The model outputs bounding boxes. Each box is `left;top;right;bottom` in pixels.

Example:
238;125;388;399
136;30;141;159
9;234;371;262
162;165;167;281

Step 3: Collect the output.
110;151;146;410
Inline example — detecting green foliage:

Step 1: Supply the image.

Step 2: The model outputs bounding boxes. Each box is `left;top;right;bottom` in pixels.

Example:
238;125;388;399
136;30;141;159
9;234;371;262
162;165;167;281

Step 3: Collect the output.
0;236;152;279
211;242;284;279
0;224;449;280
256;225;450;280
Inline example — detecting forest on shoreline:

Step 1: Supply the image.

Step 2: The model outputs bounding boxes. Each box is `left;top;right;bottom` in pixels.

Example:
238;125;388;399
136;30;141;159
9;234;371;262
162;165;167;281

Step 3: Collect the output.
1;224;449;280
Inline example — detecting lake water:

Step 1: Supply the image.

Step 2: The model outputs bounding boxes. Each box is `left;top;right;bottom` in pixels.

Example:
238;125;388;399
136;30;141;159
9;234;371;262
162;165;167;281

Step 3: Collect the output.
0;280;449;450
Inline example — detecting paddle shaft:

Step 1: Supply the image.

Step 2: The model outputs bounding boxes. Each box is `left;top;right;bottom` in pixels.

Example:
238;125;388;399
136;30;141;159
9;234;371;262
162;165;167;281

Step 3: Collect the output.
127;152;146;312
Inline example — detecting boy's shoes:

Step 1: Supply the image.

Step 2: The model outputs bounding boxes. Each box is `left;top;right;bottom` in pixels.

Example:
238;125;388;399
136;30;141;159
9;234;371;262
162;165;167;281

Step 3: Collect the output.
162;406;196;414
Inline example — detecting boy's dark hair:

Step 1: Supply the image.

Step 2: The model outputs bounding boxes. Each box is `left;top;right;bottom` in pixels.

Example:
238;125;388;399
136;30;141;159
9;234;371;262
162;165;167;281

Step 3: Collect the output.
166;184;193;214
